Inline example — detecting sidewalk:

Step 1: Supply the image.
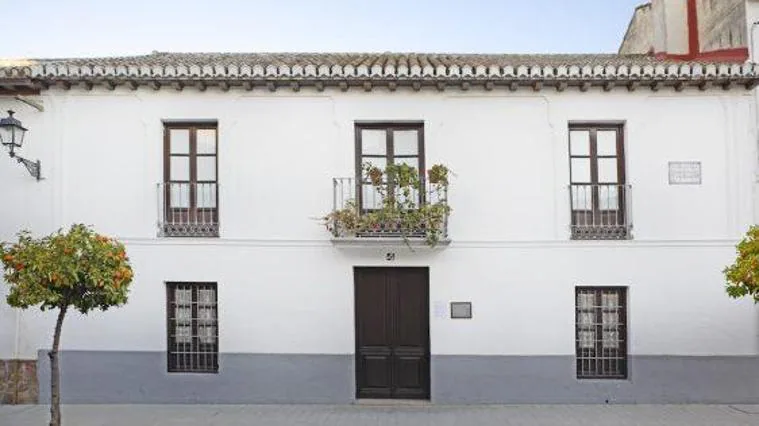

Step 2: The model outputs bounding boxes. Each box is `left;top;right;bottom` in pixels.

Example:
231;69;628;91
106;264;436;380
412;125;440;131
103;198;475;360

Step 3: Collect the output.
2;404;759;426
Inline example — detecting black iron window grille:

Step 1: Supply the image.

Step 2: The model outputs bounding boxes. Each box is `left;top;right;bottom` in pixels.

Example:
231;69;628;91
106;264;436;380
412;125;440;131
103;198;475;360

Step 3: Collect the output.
575;286;628;379
166;282;218;373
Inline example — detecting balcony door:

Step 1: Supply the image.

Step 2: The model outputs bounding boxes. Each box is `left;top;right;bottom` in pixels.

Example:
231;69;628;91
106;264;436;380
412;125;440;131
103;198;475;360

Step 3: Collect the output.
569;123;627;239
163;123;218;237
355;122;425;211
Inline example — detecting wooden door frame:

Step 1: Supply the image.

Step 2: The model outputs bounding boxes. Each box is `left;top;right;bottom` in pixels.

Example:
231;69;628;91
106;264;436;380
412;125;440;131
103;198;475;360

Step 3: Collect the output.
354;122;426;212
568;122;627;226
353;266;431;400
163;122;220;223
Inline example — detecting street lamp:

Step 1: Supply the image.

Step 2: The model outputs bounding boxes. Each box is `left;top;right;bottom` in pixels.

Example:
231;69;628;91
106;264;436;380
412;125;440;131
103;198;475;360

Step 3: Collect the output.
0;110;41;180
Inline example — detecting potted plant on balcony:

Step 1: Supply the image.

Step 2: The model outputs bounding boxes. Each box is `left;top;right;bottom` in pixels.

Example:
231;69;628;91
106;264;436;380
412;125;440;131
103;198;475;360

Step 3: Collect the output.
428;164;450;186
323;163;451;247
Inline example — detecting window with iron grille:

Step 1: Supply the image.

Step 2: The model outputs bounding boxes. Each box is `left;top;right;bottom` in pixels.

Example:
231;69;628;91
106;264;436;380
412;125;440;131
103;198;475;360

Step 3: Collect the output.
166;282;218;373
161;123;219;237
575;287;628;379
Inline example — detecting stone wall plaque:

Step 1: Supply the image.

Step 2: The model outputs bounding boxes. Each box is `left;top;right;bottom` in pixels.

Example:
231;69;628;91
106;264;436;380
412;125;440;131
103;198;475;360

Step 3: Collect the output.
668;161;702;185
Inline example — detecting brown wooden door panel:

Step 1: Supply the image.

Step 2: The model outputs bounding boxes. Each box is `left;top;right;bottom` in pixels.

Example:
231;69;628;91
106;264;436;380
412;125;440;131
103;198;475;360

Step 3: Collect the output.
393;351;428;398
355;270;390;347
393;270;428;347
355;267;430;400
355;268;392;399
358;351;393;398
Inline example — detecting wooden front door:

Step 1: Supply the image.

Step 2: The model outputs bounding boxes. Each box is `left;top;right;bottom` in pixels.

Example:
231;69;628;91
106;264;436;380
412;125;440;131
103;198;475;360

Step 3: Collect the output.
354;267;430;400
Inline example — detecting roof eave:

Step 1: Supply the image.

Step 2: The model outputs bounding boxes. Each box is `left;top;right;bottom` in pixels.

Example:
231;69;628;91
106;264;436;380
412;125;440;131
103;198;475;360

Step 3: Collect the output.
3;76;752;93
2;61;757;93
0;78;42;95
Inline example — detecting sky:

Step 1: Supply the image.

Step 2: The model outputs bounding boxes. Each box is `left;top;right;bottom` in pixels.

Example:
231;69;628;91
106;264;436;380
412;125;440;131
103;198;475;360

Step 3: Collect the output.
2;0;646;59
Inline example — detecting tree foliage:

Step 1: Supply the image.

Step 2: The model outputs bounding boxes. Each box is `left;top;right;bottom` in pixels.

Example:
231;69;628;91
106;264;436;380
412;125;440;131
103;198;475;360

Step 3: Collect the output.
0;224;133;426
0;224;132;312
724;225;759;302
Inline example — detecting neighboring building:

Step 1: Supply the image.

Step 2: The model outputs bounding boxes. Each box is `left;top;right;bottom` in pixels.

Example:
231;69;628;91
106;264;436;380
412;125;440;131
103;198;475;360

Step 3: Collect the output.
619;3;655;54
1;4;759;406
620;0;749;61
699;0;748;52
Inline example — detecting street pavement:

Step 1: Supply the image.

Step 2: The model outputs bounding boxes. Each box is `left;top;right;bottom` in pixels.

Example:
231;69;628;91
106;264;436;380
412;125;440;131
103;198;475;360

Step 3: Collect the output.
2;404;759;426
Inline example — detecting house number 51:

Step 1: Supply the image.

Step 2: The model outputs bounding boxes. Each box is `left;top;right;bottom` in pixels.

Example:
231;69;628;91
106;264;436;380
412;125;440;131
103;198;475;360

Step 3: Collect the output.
386;252;396;261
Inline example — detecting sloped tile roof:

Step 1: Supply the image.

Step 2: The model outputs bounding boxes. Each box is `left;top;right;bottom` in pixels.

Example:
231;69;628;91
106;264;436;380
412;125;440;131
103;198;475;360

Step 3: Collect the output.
20;52;677;67
13;51;747;66
1;52;757;92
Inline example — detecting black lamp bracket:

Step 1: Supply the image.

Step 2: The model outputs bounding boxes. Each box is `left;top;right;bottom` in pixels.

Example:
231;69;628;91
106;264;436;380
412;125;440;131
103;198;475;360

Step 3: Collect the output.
9;151;42;181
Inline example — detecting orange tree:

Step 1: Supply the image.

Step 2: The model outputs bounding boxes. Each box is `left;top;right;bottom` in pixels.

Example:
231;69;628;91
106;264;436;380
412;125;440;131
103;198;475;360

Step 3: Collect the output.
0;224;132;426
724;226;759;302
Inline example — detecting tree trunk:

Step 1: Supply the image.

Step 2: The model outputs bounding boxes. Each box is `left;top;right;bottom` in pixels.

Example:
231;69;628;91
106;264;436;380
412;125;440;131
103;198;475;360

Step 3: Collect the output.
48;305;67;426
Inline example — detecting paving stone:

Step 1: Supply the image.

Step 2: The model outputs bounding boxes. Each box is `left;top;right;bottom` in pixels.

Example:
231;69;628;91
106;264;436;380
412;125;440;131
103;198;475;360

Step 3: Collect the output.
1;404;759;426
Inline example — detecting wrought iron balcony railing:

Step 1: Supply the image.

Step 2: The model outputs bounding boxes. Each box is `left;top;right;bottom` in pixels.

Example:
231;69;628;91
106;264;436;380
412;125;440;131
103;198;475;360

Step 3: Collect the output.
569;184;632;240
157;182;219;237
330;177;449;243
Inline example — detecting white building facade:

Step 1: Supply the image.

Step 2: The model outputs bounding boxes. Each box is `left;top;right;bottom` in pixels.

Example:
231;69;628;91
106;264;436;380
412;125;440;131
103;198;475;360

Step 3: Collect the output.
1;50;759;404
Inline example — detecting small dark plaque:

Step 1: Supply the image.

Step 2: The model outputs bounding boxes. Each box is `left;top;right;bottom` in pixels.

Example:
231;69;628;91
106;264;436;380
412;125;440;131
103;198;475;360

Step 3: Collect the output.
450;302;472;319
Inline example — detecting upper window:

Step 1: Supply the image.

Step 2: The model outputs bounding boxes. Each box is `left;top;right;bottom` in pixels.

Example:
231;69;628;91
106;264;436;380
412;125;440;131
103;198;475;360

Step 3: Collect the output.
568;123;630;240
355;122;425;211
161;123;219;237
575;287;628;379
166;282;218;373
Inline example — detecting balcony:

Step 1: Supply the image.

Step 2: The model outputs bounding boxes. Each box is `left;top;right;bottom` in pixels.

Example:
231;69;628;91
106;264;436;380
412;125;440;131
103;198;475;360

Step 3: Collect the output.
569;184;632;240
157;182;219;237
327;167;451;247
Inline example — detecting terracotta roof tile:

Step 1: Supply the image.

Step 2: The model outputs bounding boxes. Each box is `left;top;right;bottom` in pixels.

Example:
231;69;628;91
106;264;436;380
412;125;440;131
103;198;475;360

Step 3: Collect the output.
4;51;736;68
1;52;756;92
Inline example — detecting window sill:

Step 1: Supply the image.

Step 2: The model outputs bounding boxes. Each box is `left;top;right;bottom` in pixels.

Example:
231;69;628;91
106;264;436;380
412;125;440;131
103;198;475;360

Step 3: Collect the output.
575;377;630;383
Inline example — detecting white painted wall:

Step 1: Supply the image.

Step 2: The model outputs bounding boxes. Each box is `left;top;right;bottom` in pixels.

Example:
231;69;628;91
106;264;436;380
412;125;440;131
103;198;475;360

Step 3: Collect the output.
0;86;757;359
0;100;57;360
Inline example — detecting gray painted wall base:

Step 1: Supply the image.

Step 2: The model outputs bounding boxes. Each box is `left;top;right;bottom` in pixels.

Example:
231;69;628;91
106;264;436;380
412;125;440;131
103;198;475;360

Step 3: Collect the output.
37;351;354;404
37;351;759;404
432;355;759;404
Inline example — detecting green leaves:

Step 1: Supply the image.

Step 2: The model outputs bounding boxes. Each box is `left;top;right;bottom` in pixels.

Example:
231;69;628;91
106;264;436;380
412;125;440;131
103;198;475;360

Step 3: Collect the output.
428;164;450;186
724;225;759;303
325;163;452;247
385;163;420;190
0;224;133;314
